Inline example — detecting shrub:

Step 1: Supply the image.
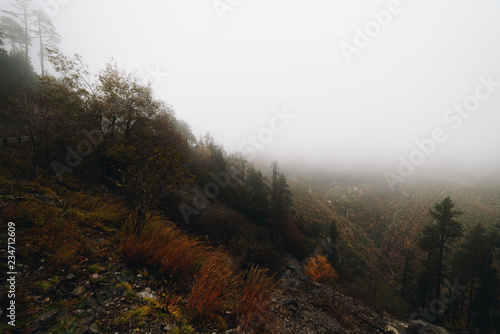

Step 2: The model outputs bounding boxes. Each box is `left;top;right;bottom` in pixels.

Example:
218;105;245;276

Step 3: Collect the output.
121;218;279;329
121;219;206;277
304;254;337;285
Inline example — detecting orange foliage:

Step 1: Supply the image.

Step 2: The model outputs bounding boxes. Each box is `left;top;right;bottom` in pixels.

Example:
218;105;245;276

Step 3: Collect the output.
121;220;206;277
186;253;234;322
304;254;337;285
235;266;278;332
121;219;279;327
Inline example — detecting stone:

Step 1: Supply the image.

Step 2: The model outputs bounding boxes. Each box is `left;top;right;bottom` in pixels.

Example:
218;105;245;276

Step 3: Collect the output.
75;326;88;334
406;320;448;334
88;323;99;333
136;287;156;300
75;297;96;310
55;307;71;323
72;285;86;296
385;324;399;334
63;273;76;281
35;309;59;327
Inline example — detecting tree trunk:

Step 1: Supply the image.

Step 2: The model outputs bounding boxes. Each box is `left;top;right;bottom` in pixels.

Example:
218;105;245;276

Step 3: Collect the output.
466;279;474;326
38;17;45;76
402;257;408;301
436;236;445;301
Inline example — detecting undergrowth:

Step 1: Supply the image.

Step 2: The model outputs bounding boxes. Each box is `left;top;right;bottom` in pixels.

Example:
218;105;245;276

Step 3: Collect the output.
121;219;279;330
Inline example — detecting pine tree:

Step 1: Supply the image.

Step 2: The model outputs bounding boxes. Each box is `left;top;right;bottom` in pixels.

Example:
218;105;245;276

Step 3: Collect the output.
459;223;488;325
428;196;463;305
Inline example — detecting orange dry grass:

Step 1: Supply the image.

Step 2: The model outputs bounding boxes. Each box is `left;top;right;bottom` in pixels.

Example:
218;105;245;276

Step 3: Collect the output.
304;254;337;285
121;220;207;277
235;266;278;333
121;219;280;328
186;252;236;322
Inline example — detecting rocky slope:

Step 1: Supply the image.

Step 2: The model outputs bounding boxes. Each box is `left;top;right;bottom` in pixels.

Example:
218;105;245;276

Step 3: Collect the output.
1;244;443;334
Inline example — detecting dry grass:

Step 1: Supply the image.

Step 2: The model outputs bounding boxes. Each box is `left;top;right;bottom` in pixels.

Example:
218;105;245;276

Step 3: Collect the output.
186;252;235;322
121;219;207;277
121;219;280;329
1;200;84;268
235;266;279;333
0;182;124;269
0;169;278;331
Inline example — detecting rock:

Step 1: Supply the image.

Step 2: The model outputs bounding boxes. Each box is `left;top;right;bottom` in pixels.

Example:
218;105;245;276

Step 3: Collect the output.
72;285;86;296
75;297;96;310
35;309;59;327
74;326;88;334
77;315;94;328
406;320;448;334
385;324;399;334
55;307;71;323
88;323;99;333
63;273;76;281
136;287;156;300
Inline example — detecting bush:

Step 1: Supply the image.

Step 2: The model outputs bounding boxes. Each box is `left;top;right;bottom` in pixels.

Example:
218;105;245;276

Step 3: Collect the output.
121;219;279;327
304;254;337;285
121;219;207;277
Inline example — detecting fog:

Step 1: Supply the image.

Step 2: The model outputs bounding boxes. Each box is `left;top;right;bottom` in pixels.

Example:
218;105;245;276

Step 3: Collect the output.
6;0;500;183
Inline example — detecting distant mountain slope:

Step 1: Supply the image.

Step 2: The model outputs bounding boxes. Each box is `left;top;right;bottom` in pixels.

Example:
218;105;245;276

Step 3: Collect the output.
290;176;500;307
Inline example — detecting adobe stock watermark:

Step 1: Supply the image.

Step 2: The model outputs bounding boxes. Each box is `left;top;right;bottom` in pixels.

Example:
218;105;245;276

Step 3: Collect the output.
51;129;103;182
142;64;170;91
237;107;296;161
178;107;296;224
38;0;73;18
339;0;404;63
213;0;244;21
385;74;500;192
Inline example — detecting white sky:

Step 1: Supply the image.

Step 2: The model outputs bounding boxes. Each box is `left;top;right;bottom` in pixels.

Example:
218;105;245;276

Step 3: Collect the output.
3;0;500;180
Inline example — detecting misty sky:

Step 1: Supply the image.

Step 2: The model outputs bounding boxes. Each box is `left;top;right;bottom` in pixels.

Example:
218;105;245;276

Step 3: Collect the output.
4;0;500;180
